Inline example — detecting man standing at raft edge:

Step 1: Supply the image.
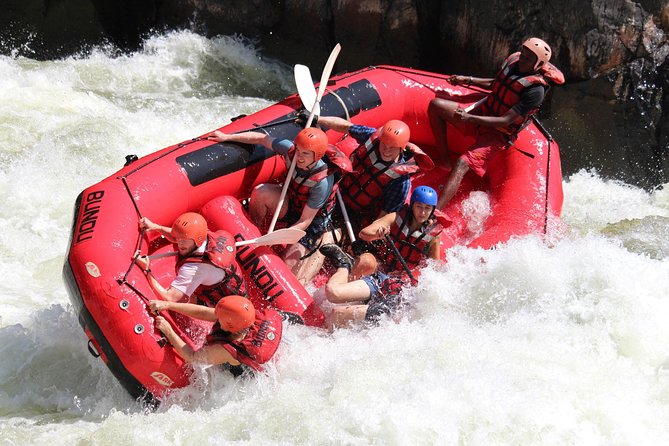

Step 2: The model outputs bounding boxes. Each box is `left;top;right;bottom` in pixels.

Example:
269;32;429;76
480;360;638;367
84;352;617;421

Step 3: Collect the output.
427;37;565;210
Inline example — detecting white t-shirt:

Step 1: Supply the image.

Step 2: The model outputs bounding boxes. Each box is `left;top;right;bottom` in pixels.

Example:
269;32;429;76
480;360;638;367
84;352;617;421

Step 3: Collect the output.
170;242;227;297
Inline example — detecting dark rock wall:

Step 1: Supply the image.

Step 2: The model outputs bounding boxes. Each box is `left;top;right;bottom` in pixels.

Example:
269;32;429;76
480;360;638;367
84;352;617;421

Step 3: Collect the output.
2;0;668;187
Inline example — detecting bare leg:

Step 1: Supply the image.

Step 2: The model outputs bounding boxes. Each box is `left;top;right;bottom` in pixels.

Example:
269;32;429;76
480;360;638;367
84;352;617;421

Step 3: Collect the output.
428;98;459;165
437;158;470;209
328;304;369;331
324;270;372;304
282;242;308;275
282;229;342;285
286;240;322;285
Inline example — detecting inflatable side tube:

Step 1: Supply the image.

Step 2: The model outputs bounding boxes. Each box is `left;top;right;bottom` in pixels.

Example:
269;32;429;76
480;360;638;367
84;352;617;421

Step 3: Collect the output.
201;196;325;327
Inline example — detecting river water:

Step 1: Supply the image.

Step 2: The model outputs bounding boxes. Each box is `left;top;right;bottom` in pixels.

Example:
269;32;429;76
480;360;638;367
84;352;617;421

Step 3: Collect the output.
1;30;669;445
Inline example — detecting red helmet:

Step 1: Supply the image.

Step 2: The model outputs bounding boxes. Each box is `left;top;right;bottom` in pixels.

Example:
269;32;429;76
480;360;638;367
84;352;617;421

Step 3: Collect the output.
171;212;207;246
215;295;255;333
294;127;329;160
379;120;410;148
522;37;552;70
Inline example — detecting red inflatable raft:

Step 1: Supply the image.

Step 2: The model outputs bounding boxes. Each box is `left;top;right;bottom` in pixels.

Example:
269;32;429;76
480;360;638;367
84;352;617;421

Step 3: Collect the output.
63;65;563;404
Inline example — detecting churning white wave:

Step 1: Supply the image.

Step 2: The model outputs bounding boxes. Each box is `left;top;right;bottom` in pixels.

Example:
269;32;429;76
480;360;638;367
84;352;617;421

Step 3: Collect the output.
1;30;669;445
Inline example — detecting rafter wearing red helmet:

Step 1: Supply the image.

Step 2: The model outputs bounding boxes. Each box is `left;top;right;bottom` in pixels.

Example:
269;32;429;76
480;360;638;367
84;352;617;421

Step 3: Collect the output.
207;126;351;284
135;212;246;305
149;295;283;372
313;115;434;233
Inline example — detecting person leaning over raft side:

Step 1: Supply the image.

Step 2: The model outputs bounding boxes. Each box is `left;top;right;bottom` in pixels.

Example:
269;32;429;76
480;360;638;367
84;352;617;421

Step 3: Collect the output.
308;115;434;234
207;128;351;285
427;37;565;209
318;186;448;329
135;212;246;305
149;295;282;372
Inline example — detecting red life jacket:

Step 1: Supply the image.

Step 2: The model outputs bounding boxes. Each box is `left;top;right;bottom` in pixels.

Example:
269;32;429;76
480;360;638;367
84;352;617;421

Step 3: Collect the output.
206;308;283;371
339;132;427;217
287;144;352;219
385;206;444;272
175;231;247;307
480;52;557;136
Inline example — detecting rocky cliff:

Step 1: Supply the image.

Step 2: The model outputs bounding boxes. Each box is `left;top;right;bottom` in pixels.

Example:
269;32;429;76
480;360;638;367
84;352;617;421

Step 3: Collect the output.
2;0;668;186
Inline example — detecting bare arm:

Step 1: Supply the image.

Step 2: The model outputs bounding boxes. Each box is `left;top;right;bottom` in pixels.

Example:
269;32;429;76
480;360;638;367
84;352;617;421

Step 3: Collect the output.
315;116;354;133
449;75;494;89
149;300;217;322
359;213;396;242
146;274;187;302
139;217;174;241
290;205;319;232
134;253;187;302
208;130;275;149
456;106;521;128
155;316;239;365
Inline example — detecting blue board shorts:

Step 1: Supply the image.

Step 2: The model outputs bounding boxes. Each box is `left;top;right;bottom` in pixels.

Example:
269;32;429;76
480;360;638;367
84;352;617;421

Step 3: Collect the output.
360;271;405;322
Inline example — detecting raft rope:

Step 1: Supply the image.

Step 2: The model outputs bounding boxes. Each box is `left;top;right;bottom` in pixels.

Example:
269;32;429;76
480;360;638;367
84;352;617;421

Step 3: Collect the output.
324;87;351;121
117;137;204;276
115;138;204;345
117;277;168;347
531;116;554;235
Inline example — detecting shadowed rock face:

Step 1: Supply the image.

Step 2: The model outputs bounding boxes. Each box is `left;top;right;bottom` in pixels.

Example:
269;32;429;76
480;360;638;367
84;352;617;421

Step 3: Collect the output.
2;0;667;186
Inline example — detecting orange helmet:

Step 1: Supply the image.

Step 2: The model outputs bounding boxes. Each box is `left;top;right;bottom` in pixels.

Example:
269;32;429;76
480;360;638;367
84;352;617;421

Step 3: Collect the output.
379;120;410;148
215;295;255;333
171;212;207;246
522;37;552;70
294;127;329;160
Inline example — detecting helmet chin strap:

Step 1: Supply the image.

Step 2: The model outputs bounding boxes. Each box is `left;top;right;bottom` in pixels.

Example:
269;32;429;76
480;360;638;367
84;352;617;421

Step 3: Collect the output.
302;155;319;170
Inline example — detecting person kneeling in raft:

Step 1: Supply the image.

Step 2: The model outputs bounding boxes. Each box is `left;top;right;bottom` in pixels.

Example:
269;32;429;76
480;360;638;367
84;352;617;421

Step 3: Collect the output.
150;295;282;373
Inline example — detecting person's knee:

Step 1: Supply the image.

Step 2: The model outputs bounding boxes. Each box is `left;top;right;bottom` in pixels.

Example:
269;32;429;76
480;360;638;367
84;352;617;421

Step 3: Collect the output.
324;282;346;303
250;184;276;207
428;98;442;116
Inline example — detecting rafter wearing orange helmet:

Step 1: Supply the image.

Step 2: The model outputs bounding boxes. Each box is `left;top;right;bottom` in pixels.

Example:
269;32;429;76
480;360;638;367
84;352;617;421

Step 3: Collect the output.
206;123;351;285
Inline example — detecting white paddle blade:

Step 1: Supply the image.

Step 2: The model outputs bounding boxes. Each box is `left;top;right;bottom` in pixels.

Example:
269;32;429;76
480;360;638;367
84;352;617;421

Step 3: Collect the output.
294;64;319;114
235;228;306;247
